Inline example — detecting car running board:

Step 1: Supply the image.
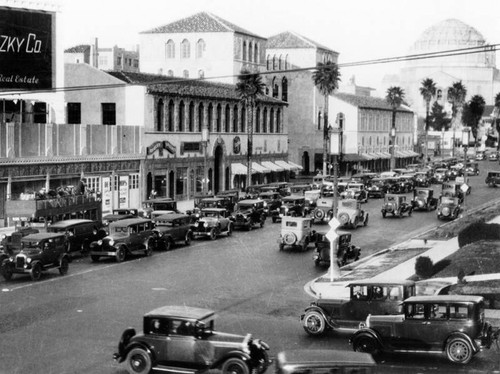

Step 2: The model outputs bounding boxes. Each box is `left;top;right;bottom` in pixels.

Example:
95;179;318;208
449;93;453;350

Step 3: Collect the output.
153;366;202;374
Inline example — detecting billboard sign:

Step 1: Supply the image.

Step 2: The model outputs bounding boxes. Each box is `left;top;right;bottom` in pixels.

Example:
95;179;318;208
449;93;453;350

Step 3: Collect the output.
0;7;54;90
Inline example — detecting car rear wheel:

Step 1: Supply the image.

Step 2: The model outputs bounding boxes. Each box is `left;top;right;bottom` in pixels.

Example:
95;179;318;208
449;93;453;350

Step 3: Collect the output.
59;257;69;275
353;335;380;356
116;247;126;262
126;347;153;374
209;228;217;240
446;337;473;364
302;310;326;335
283;233;296;245
30;263;42;281
222;358;250;374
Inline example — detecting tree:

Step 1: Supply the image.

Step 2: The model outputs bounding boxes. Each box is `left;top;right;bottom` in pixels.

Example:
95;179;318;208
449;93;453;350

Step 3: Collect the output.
386;86;405;170
236;69;265;191
419;78;436;165
447;81;467;157
462;95;485;149
312;61;341;176
494;92;500;151
429;101;451;131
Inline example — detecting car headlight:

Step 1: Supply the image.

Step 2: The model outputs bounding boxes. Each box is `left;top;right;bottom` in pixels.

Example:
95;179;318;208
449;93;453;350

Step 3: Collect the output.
203;222;208;228
108;239;114;246
97;239;103;246
194;222;199;227
26;258;32;264
1;234;5;240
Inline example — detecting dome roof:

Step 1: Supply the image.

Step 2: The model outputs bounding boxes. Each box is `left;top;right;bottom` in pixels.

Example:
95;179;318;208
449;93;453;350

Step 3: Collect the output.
410;19;485;53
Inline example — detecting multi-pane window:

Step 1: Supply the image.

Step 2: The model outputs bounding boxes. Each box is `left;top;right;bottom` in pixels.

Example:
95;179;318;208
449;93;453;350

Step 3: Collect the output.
67;102;81;124
196;39;205;58
166;40;175;59
181;39;190;59
102;103;116;125
282;77;288;102
84;176;101;192
129;174;139;189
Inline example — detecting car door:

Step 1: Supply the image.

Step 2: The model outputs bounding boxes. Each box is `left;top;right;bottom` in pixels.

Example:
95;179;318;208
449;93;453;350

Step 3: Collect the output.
162;319;208;368
399;303;441;350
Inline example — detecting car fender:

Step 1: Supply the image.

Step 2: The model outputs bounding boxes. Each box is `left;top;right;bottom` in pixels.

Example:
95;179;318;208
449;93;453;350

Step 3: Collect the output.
349;328;384;347
443;331;479;353
212;351;252;369
122;341;157;364
302;305;339;329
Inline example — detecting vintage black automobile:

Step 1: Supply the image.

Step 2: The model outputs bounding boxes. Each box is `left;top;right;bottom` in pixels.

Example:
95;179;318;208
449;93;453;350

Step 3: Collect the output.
289;183;313;195
441;181;464;204
230;199;266;230
350;295;500;365
465;161;480;176
113;305;271;374
257;191;282;216
313;231;361;267
47;218;106;257
0;226;39;259
274;350;375;374
437;196;462;220
433;168;450;184
271;195;308;223
381;194;413;218
341;182;368;203
278;217;315;251
366;177;390;198
191;208;233;240
102;208;139;227
414;171;431;187
152;213;193;250
486;171;500;187
411;188;438;211
301;280;416;335
89;218;156;262
216;189;240;211
0;232;69;281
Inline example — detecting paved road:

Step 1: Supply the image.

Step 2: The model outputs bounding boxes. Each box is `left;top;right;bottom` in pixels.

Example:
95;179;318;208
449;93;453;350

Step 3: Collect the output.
1;159;500;374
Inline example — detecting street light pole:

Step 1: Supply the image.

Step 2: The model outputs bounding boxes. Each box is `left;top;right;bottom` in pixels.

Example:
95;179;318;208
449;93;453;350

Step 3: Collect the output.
389;126;396;170
202;128;209;195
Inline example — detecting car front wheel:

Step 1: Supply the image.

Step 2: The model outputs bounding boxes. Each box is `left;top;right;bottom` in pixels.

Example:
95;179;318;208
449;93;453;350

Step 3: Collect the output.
1;264;13;281
302;310;326;335
59;257;69;275
30;262;42;281
352;335;380;356
126;347;153;374
446;337;473;364
116;247;126;262
221;357;250;374
209;228;217;240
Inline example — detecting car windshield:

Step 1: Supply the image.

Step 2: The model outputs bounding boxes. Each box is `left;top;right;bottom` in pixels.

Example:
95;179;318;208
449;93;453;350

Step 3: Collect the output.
113;226;130;234
156;220;174;227
441;197;456;204
202;211;219;218
236;204;254;210
416;190;428;197
21;241;43;250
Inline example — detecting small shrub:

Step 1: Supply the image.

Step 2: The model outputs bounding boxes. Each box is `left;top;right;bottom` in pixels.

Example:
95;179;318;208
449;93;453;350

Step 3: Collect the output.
415;256;434;279
458;222;500;248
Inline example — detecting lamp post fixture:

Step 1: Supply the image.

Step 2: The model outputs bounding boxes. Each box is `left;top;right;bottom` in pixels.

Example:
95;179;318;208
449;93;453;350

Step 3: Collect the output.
461;127;471;216
202;128;209;195
389;126;396;170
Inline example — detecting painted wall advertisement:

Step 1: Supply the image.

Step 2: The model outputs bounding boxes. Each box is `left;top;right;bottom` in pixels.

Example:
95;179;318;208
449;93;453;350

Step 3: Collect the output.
102;177;111;212
0;7;54;90
119;176;129;207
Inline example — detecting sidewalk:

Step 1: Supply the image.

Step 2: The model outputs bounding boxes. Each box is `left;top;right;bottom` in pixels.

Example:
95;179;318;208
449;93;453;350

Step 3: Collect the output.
305;215;500;322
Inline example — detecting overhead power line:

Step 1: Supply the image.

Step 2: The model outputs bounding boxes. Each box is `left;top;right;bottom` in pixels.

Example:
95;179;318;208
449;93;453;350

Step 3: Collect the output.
0;43;498;97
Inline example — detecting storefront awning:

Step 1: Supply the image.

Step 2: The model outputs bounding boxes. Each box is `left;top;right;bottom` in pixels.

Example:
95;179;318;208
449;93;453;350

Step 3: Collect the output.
377;152;391;159
395;150;406;158
231;163;247;175
288;161;303;170
406;150;420;157
252;162;271;173
261;161;284;172
275;160;301;171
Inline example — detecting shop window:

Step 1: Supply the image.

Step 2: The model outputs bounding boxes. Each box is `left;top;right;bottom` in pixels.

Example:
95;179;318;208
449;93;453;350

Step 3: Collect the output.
102;103;116;125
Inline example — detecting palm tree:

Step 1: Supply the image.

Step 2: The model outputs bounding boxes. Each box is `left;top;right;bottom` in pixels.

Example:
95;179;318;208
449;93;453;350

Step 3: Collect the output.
494;92;500;152
236;69;266;191
419;78;436;165
312;61;341;176
447;81;467;157
386;86;405;170
465;95;485;153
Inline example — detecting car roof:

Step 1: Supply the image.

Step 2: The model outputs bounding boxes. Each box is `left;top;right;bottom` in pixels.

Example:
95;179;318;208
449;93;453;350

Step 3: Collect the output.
201;207;226;212
154;213;190;221
277;350;375;366
283;195;305;200
22;232;66;240
348;280;415;287
48;219;95;228
404;295;484;304
238;199;263;204
145;305;215;320
109;218;152;227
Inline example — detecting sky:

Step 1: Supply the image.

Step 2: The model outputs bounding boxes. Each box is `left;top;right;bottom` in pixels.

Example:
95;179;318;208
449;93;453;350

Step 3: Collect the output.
57;0;500;91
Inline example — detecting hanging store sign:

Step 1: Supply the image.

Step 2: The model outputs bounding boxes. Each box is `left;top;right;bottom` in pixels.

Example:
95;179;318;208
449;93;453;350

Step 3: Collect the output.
0;7;54;90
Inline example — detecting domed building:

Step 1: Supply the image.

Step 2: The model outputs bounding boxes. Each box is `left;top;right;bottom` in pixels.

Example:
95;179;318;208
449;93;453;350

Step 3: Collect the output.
383;19;500;119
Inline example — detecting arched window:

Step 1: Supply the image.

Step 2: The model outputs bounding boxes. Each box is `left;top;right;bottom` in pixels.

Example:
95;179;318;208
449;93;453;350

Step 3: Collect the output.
188;101;194;132
208;103;213;132
167;100;174;131
263;108;268;133
270;108;275;133
165;40;175;59
181;39;190;59
284;55;288;69
282;77;288;102
198;70;205;78
183;70;189;78
276;108;281;133
266;55;271;70
272;77;279;99
216;104;222;132
256;107;261;133
233;105;238;132
254;44;259;63
167;69;174;77
248;42;253;62
241;105;246;132
243;41;247;61
225;105;230;132
198;103;204;133
196;39;205;58
278;55;282;70
272;55;277;70
156;99;164;131
178;101;185;132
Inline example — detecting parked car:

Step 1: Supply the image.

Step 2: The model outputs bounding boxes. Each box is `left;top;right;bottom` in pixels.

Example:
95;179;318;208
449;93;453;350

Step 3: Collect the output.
0;226;39;258
268;181;292;196
113;305;271;374
278;216;315;251
0;232;69;281
464;161;480;176
230;199;266;230
196;197;233;212
304;188;321;211
289;183;313;195
489;152;498;161
437;196;462;220
381;194;413;218
433;168;450;183
485;171;500;187
475;151;485;161
192;208;233;240
313;231;361;267
300;280;416;335
350;295;500;364
341;183;368;203
414;171;431;187
411;188;438;211
337;199;369;229
47;218;106;257
271;195;308;223
311;196;334;222
102;208;139;227
152;213;193;251
216;189;240;211
274;350;376;374
366;177;389;198
257;191;282;216
350;172;378;186
89;218;156;262
441;181;464;203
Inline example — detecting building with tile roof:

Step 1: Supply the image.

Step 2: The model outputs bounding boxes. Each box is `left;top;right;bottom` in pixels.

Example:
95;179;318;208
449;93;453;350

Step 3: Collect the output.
139;12;266;84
